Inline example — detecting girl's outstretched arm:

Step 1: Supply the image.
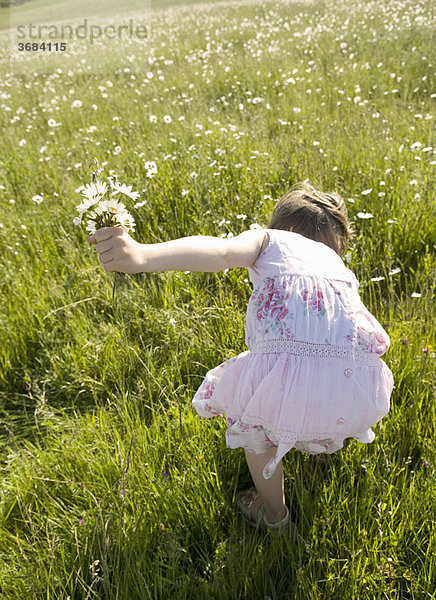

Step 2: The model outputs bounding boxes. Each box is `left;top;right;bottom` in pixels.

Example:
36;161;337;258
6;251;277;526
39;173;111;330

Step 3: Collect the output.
87;227;268;274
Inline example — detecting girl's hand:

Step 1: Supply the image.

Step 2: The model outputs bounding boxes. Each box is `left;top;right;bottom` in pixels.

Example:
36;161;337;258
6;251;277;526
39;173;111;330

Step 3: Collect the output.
87;227;146;274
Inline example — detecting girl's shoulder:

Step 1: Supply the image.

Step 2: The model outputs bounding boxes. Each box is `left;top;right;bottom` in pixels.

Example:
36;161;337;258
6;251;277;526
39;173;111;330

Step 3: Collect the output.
248;228;357;285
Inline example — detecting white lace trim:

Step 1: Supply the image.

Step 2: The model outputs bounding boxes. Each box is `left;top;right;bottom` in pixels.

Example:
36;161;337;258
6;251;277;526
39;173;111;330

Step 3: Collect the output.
251;338;380;364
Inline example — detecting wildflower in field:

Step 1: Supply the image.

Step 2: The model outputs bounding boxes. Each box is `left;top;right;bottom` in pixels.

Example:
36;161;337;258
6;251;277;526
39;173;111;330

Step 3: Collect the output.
144;161;157;178
72;100;82;108
361;188;372;196
411;292;422;298
149;115;157;123
32;195;44;203
163;115;172;123
356;212;374;219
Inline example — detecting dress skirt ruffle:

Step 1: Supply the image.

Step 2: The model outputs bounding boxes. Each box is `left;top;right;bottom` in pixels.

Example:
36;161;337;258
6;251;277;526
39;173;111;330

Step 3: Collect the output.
192;349;393;478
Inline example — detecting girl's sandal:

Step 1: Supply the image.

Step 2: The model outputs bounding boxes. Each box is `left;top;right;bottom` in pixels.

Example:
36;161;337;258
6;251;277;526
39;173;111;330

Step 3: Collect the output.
236;488;291;532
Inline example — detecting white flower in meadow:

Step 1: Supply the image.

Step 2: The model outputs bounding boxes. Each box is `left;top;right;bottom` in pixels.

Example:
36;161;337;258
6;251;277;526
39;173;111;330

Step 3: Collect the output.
113;146;122;155
181;189;189;197
149;115;157;123
0;223;4;228
344;251;352;263
293;107;301;113
250;223;263;230
72;100;82;108
252;97;263;104
409;179;418;185
411;292;422;298
32;195;44;203
389;268;401;276
370;276;385;282
81;180;107;201
19;139;26;146
48;119;61;127
361;188;373;196
73;216;82;226
163;115;172;123
144;161;157;178
357;212;374;219
111;182;140;201
236;214;247;220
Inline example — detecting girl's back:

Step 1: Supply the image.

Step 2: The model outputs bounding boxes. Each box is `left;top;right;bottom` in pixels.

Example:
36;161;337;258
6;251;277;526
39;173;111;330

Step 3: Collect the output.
246;229;390;356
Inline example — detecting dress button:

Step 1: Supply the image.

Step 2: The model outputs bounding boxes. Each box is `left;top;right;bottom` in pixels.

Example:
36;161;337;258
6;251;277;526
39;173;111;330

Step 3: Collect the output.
344;368;353;377
336;418;345;425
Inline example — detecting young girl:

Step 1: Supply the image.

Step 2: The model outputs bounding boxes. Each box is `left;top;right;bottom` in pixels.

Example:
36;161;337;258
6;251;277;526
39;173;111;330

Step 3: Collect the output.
87;182;394;532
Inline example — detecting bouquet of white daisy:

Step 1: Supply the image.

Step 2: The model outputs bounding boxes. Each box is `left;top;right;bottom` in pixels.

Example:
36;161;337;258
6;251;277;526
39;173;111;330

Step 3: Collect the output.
74;173;139;235
74;161;142;299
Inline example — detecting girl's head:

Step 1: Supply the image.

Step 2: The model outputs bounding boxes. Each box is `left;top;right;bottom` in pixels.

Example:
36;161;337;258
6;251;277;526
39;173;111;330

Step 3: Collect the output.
268;182;353;256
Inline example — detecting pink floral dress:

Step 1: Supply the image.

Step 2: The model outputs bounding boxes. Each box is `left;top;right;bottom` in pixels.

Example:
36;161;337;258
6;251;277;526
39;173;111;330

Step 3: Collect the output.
192;229;394;478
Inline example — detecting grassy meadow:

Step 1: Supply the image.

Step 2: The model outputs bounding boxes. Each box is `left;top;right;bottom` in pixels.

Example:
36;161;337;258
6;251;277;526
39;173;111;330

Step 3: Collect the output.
0;0;435;597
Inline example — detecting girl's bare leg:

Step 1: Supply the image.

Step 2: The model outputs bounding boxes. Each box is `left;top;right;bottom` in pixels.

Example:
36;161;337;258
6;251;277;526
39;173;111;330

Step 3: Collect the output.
244;447;287;524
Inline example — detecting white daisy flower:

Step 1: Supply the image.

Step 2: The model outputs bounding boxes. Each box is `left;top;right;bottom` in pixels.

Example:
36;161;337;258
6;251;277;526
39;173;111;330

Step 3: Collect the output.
115;211;136;232
94;198;126;215
81;181;108;201
357;212;374;219
32;195;44;203
111;182;140;201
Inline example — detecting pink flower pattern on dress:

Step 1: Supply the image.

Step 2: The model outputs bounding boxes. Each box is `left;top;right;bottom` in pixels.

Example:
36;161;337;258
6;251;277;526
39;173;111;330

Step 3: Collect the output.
294;438;335;454
300;287;331;318
252;276;294;337
346;327;389;355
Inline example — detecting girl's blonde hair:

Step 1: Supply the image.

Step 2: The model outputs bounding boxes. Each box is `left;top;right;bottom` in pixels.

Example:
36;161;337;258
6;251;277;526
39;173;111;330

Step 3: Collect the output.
268;182;354;256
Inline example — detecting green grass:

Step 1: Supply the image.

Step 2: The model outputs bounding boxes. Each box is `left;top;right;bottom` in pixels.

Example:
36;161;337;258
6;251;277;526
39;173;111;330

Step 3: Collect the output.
0;0;435;597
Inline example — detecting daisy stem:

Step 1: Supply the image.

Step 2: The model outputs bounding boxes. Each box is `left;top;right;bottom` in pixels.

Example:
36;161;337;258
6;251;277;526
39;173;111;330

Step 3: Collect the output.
112;273;117;302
